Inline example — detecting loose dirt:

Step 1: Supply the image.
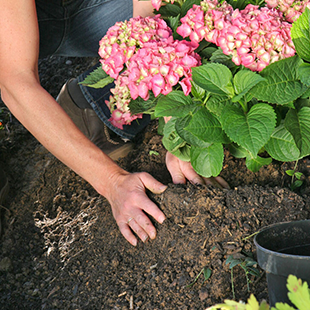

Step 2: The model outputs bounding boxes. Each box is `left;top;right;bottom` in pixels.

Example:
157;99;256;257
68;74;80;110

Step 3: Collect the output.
0;56;309;310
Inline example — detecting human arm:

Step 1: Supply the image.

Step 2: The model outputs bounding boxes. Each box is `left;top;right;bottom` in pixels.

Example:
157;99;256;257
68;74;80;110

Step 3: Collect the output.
0;0;166;246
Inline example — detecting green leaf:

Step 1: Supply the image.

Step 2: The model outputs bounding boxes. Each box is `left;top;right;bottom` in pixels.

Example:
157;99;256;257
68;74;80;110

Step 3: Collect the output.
295;98;310;110
203;267;212;281
298;63;310;86
210;48;235;68
156;3;181;17
226;0;250;10
246;294;260;310
246;155;272;173
181;0;201;17
264;124;300;162
301;87;310;99
294;171;303;179
79;66;114;88
292;179;303;189
229;143;248;159
250;56;308;105
162;118;186;153
285;170;295;177
192;63;234;97
185;107;229;143
175;114;211;148
286;275;310;310
199;46;218;59
190;144;224;177
191;80;206;100
167;15;180;33
258;300;270;310
273;302;295;310
285;107;310;157
206;95;231;117
226;255;242;269
232;69;265;103
170;144;191;162
222;103;276;155
291;8;310;62
154;91;197;117
129;92;158;115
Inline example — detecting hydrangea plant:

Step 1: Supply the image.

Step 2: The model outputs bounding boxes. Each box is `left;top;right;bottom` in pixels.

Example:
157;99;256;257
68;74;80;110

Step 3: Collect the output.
81;0;310;178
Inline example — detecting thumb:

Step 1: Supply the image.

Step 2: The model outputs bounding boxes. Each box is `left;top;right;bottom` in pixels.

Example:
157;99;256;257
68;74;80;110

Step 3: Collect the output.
138;172;167;194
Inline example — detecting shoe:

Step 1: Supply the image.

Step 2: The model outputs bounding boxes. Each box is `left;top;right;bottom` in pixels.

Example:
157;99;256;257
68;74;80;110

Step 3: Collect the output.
56;80;133;161
0;166;9;237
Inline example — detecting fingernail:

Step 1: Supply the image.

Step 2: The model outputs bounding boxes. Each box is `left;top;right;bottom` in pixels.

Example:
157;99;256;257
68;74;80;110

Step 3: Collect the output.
158;214;166;224
192;177;203;185
132;239;137;247
149;231;156;240
143;235;150;242
160;185;168;192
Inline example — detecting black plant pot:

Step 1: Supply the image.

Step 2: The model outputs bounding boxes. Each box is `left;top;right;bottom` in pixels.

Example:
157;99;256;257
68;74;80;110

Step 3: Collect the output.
254;220;310;307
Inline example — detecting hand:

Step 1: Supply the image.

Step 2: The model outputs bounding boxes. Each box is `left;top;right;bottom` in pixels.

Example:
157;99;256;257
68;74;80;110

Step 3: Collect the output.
106;170;167;246
165;151;230;189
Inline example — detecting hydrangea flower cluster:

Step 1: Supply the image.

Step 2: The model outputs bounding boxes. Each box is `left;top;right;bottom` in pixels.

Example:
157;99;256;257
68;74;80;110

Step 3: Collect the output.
100;16;201;129
106;78;143;129
99;15;172;79
177;0;234;44
265;0;310;22
177;0;296;71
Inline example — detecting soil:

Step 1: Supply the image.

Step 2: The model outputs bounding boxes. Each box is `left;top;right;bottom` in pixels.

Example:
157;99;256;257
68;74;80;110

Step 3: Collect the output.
0;56;309;310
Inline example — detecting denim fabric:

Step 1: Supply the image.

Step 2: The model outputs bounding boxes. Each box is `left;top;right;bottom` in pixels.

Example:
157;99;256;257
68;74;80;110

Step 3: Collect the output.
36;0;150;139
36;0;133;57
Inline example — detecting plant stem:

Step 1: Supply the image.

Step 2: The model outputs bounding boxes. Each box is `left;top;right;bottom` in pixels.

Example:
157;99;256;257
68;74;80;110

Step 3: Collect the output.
203;92;211;105
245;271;250;292
231;268;235;300
238;99;247;113
291;160;299;187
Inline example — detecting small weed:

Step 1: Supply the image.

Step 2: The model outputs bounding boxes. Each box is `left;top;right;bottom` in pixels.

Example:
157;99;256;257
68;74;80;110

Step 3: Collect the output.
286;161;305;191
207;275;310;310
226;254;260;299
149;150;159;156
186;266;212;288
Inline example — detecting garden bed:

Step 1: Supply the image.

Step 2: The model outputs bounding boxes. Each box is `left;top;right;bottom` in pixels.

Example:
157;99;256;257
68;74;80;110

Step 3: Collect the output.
0;56;309;310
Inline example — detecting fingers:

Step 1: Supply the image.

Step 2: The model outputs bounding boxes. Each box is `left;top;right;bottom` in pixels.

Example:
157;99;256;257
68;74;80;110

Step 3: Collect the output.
112;172;167;246
139;172;167;194
166;152;205;185
202;176;230;189
214;176;230;189
119;221;138;246
119;216;151;247
166;152;230;188
118;198;160;246
165;152;186;184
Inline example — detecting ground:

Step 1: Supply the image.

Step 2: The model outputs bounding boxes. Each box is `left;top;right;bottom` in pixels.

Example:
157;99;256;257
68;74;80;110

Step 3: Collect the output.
0;57;309;310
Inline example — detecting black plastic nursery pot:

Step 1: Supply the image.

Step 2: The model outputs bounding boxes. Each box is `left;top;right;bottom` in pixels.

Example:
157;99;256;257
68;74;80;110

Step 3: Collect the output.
254;220;310;306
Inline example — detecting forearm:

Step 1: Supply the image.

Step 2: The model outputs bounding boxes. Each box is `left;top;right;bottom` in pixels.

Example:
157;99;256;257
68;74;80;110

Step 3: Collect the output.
0;74;126;198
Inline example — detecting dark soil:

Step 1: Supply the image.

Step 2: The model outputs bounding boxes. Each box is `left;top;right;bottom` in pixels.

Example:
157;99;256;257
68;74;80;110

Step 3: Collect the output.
0;56;309;310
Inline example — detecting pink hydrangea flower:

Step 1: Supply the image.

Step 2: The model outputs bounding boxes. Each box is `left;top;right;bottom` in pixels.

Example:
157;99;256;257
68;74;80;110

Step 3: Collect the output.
177;0;296;71
106;39;201;128
177;0;234;45
105;78;143;130
99;15;172;79
265;0;310;22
